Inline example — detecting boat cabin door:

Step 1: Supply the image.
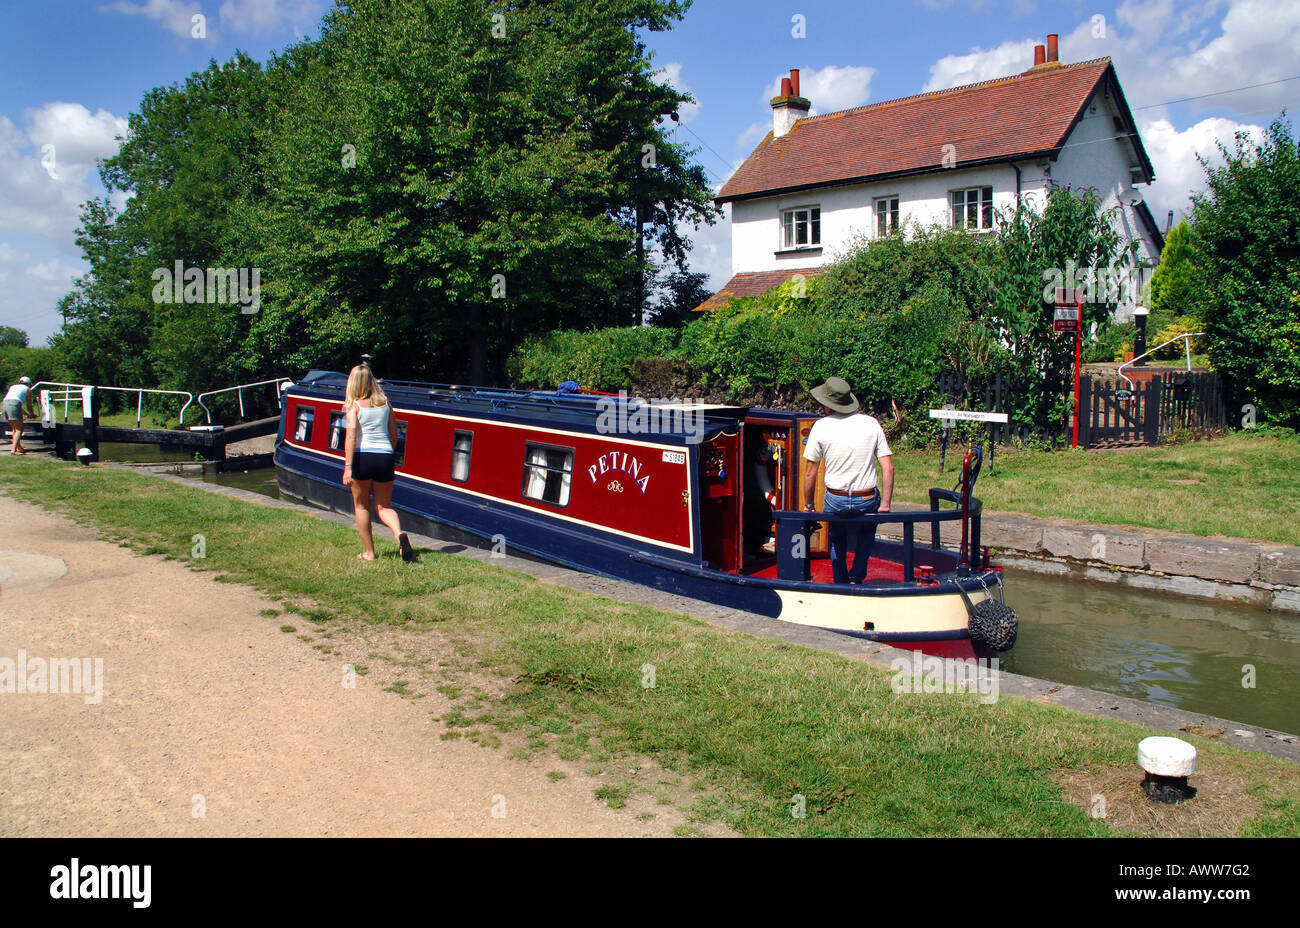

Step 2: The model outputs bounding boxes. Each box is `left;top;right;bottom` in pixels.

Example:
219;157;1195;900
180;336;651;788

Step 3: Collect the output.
796;416;829;555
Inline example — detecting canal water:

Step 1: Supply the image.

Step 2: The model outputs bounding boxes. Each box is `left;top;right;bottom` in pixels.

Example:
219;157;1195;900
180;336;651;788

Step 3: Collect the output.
998;566;1299;735
104;446;1297;734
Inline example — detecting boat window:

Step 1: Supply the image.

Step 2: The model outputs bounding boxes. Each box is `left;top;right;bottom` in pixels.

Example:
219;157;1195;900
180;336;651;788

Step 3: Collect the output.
451;430;472;482
328;411;345;451
294;406;315;443
522;442;573;507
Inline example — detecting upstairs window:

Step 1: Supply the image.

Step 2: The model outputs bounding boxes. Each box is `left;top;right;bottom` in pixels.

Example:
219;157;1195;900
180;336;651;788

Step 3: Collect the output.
875;197;899;236
951;186;994;231
522;442;574;507
451;430;472;482
781;206;821;249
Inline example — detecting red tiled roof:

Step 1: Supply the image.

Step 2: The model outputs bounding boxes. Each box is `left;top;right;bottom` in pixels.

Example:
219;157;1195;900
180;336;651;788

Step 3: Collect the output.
692;268;825;313
718;59;1151;203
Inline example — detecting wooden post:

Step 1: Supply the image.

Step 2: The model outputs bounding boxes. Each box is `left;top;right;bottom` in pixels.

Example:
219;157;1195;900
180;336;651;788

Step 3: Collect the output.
84;386;99;461
1077;377;1091;448
1071;305;1082;448
1145;380;1162;445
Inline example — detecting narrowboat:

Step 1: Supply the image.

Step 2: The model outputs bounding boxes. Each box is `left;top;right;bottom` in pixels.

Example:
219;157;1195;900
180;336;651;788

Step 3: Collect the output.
274;372;1018;659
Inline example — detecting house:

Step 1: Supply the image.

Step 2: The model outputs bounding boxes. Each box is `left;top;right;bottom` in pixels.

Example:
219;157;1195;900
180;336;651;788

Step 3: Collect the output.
695;34;1164;315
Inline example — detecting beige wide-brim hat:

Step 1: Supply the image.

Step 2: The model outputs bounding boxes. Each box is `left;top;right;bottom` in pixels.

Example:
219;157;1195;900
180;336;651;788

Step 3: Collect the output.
811;377;859;413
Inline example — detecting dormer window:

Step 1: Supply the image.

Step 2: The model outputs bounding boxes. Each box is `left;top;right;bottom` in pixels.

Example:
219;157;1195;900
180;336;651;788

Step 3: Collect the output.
951;186;994;231
781;206;820;249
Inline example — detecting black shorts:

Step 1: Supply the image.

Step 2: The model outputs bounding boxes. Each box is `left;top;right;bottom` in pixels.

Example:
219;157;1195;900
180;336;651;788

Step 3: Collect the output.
352;450;395;482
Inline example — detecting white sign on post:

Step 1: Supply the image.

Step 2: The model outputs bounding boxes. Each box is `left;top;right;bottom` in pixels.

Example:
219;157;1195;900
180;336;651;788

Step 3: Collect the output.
928;409;1009;424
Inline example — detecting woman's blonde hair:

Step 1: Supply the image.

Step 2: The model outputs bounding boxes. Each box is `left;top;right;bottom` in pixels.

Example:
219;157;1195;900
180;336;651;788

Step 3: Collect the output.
344;364;387;411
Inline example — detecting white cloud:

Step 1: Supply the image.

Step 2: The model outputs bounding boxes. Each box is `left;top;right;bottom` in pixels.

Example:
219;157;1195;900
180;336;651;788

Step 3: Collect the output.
1138;115;1267;219
923;38;1037;92
918;1;1298;225
656;62;701;124
25;259;82;284
736;121;768;151
0;247;87;345
0;103;127;343
99;0;206;40
0;105;127;245
217;0;324;36
680;205;732;286
763;65;877;114
25;103;128;176
923;1;1299;117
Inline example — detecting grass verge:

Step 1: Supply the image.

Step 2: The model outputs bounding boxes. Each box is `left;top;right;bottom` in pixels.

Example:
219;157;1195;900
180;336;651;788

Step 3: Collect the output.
1;455;1296;836
892;432;1300;546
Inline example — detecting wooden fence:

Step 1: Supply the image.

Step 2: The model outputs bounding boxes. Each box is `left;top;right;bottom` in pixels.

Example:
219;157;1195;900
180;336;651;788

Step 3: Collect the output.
935;372;1054;444
1079;371;1226;446
938;370;1226;448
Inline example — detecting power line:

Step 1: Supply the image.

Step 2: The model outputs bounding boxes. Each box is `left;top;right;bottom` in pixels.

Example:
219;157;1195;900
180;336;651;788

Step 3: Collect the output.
1134;74;1300;111
674;121;735;186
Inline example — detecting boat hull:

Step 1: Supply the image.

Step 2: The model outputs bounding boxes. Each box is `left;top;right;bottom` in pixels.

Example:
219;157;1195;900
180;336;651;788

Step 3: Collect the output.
276;447;997;660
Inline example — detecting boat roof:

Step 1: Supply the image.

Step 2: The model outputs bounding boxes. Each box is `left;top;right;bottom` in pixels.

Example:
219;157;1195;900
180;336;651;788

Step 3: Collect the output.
287;371;753;441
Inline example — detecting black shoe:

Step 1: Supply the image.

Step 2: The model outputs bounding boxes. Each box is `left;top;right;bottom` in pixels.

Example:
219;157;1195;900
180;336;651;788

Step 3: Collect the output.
398;533;415;562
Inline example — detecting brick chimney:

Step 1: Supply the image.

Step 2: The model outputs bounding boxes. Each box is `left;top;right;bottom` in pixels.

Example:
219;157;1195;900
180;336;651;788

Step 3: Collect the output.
771;68;810;139
1025;34;1063;72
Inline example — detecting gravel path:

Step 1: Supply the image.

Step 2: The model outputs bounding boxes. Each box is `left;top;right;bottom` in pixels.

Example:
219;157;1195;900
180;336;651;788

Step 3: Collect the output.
0;495;685;837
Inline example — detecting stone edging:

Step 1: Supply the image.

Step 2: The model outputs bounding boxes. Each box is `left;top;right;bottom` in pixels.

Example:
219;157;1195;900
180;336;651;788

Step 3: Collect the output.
884;505;1300;613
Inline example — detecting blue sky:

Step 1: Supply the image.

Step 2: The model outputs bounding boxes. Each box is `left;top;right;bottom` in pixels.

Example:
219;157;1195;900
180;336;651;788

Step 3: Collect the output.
3;0;1297;345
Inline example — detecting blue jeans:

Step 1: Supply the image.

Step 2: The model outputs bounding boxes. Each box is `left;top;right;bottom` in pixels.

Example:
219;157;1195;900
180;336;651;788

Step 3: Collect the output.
822;491;880;584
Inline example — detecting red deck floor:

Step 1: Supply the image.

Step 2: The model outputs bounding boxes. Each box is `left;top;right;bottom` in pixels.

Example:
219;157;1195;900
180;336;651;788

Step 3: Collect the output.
746;554;908;584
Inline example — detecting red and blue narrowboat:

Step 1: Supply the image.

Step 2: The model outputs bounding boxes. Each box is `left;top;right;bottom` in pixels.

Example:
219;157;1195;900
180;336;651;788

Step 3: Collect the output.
274;372;1018;659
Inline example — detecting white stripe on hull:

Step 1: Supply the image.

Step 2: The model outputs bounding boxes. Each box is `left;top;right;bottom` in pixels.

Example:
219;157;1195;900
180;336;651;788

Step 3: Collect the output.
774;587;990;636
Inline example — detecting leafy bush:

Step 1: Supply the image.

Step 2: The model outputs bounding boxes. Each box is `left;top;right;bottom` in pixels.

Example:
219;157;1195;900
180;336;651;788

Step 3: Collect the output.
507;187;1132;444
508;326;681;392
1191;116;1300;428
0;347;68;391
1082;320;1133;363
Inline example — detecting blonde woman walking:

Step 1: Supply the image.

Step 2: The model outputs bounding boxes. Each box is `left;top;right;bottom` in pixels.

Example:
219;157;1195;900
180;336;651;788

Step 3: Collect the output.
342;364;414;562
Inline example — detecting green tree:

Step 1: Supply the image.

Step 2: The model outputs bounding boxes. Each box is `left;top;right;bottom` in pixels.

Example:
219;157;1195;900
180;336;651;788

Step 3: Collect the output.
1149;220;1208;323
0;327;29;348
255;0;714;383
987;184;1136;435
57;54;275;399
647;268;712;327
1190;115;1300;427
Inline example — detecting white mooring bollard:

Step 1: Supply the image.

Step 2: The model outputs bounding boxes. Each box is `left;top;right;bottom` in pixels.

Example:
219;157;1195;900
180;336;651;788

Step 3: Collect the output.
1138;736;1197;803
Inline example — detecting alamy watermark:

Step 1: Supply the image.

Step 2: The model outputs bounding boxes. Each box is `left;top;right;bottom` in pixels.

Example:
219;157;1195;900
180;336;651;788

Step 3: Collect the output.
0;650;103;704
50;858;150;908
890;650;1000;705
1041;258;1153;309
152;261;261;313
595;390;707;445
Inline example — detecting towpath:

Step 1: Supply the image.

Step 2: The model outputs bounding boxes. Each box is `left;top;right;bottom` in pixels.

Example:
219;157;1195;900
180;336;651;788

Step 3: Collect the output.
0;495;687;837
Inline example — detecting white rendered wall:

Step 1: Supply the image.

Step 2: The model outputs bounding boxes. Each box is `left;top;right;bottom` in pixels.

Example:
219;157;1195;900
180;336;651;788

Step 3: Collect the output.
727;91;1158;276
1043;87;1162;269
731;165;1028;274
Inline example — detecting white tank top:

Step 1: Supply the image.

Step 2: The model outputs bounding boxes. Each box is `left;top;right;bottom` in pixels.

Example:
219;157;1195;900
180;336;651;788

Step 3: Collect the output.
354;403;393;453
